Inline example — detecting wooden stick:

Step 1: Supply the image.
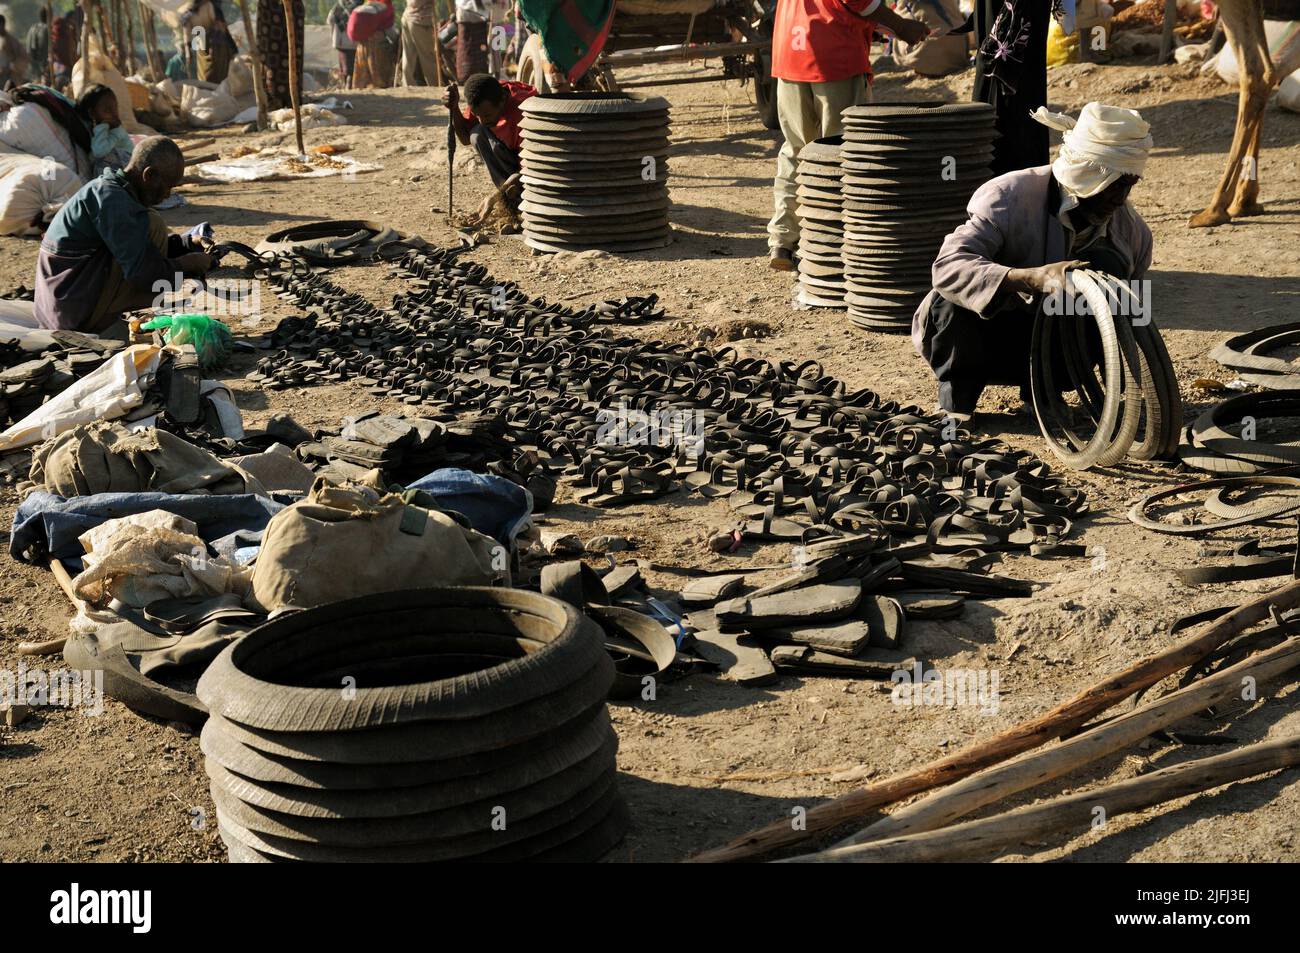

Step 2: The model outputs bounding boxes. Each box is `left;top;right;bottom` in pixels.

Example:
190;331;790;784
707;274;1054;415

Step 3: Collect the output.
20;557;81;656
786;733;1300;863
140;1;162;81
124;0;138;75
281;0;303;154
236;0;269;130
841;636;1300;846
432;0;444;85
79;0;91;83
45;0;54;85
688;577;1300;862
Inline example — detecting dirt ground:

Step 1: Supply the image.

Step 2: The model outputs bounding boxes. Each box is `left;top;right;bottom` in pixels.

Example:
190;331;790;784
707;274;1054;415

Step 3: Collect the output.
2;54;1300;864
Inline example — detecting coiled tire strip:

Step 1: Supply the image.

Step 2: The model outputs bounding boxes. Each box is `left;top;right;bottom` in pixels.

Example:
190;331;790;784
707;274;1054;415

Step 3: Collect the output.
1178;390;1300;474
1127;474;1300;535
1031;269;1179;468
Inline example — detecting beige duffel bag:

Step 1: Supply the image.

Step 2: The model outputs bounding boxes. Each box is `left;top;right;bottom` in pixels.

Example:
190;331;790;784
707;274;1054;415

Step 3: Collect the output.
249;481;505;612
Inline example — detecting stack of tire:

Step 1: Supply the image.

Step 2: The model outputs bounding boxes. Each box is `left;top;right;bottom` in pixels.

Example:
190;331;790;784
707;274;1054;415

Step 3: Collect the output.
796;137;846;309
518;93;672;254
197;588;628;862
839;102;995;332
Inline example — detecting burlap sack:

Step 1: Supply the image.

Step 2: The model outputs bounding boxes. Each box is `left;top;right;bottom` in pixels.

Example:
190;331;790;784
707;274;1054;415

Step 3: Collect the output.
249;482;504;611
29;422;264;497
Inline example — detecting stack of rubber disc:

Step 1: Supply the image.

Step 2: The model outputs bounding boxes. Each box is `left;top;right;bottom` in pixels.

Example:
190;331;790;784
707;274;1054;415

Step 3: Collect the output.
795;137;846;309
840;102;995;332
519;93;672;254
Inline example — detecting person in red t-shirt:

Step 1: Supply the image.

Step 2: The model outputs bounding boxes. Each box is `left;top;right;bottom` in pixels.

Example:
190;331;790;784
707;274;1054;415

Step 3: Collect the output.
767;0;929;270
442;73;537;210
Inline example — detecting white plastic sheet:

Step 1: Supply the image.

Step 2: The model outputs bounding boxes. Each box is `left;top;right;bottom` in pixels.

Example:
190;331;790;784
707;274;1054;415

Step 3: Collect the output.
0;345;163;452
192;149;380;183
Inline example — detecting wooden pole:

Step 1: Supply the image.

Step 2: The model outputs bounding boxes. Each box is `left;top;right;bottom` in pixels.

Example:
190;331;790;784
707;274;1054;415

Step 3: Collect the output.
281;0;303;153
124;0;138;75
1159;0;1178;64
236;0;269;129
44;1;54;86
78;0;91;87
786;734;1300;863
140;2;162;81
688;577;1300;862
110;0;126;73
841;637;1300;846
92;0;111;68
432;0;445;86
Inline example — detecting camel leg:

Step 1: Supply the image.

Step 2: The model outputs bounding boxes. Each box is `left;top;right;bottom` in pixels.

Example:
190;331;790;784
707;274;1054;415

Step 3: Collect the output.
1228;116;1264;217
1190;68;1270;227
1191;5;1272;228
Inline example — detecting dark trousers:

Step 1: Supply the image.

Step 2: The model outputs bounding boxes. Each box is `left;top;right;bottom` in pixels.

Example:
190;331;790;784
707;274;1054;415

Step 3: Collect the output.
920;242;1131;415
470;125;521;188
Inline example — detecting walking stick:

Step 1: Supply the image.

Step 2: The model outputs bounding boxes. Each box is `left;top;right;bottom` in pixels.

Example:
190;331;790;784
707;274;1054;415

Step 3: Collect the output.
281;0;303;154
432;0;444;85
446;114;455;223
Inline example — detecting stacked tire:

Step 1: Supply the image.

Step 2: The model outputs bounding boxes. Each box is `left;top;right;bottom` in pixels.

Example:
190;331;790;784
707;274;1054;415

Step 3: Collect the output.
518;93;672;254
197;588;628;862
796;137;846;309
839;102;995;332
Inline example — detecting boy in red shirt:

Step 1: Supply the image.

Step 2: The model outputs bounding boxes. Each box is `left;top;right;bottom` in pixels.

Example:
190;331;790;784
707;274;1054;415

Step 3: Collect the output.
767;1;929;270
441;73;537;204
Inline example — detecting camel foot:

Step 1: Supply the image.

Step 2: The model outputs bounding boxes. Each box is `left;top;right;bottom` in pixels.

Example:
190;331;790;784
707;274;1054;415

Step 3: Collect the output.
1189;207;1231;228
1228;199;1265;217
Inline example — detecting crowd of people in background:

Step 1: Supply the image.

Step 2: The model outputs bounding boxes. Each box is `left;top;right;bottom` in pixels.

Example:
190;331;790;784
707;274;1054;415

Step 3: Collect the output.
0;0;521;101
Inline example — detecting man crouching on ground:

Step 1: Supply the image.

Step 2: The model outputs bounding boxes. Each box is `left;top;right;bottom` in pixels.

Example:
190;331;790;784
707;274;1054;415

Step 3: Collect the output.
912;103;1154;420
34;136;213;334
441;72;535;214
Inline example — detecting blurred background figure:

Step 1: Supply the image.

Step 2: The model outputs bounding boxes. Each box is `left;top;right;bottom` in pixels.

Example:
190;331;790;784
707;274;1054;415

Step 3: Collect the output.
401;0;439;85
331;0;362;87
257;0;304;110
0;14;31;88
25;8;49;86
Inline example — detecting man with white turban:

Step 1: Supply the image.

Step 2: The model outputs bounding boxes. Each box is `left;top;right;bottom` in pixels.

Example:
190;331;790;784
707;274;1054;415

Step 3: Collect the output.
912;103;1155;419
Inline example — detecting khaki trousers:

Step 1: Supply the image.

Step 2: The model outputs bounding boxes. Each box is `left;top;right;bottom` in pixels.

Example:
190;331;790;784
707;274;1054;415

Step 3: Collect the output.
401;19;437;86
767;74;872;252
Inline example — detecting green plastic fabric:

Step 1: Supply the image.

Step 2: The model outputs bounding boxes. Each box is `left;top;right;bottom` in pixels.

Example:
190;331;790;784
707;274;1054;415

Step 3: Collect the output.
516;0;617;81
140;314;234;372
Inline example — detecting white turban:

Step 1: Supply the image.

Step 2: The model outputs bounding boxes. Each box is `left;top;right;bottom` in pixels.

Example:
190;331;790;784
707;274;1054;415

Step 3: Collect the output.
1031;103;1153;199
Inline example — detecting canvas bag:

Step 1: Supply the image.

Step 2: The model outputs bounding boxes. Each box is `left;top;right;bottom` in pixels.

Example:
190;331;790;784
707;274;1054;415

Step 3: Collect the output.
250;481;504;611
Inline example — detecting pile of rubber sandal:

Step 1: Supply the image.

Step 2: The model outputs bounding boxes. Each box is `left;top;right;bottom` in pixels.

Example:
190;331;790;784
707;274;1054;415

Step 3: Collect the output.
1210;322;1300;390
197;587;629;863
518;94;672;254
231;243;1093;566
1178;390;1300;475
796;137;846;309
1030;269;1182;469
1;330;123;427
838;102;995;332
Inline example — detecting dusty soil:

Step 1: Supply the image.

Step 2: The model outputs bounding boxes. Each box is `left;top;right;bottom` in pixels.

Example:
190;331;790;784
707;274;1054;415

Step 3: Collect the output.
2;55;1300;864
